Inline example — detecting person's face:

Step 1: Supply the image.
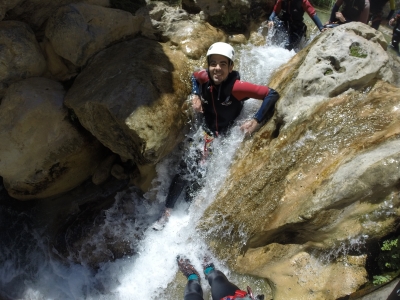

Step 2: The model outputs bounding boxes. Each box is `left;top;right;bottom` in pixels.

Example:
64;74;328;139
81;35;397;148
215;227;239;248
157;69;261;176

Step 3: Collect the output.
208;54;233;85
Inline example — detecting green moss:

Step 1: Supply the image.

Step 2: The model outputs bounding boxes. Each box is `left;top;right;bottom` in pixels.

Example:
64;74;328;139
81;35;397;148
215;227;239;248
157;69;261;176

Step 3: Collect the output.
324;69;333;75
110;0;147;14
349;44;367;58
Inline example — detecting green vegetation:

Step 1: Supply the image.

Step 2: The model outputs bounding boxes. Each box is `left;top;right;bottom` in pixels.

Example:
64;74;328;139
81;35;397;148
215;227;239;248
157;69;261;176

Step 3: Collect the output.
324;69;333;75
378;238;400;271
310;0;336;9
372;236;400;286
349;44;367;58
373;274;393;285
110;0;147;14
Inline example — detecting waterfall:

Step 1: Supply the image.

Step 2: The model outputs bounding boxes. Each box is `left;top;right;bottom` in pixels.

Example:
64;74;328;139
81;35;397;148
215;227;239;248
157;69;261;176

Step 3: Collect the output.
0;42;295;300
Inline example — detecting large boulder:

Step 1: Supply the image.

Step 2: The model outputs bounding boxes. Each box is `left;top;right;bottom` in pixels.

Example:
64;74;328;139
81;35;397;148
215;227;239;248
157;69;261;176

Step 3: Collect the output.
136;2;225;59
0;77;107;200
45;2;144;67
0;21;46;99
64;37;190;182
200;23;400;299
3;0;111;32
0;0;22;21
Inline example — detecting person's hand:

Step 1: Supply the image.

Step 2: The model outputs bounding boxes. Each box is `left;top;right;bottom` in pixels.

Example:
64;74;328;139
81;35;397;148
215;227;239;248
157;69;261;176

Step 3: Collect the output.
191;94;203;113
335;12;346;23
240;119;260;136
389;18;395;26
267;21;274;29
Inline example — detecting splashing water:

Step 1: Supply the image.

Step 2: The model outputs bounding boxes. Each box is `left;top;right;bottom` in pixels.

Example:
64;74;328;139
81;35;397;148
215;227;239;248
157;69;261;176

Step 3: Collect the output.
0;41;296;300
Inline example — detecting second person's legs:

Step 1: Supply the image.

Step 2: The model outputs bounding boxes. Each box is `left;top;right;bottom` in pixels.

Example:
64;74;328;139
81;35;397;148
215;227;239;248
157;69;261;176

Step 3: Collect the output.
206;269;240;300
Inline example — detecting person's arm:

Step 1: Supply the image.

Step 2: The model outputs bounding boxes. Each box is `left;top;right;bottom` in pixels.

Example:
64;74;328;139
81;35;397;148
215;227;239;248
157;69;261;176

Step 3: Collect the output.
253;89;280;123
328;0;343;23
191;70;209;113
389;10;400;26
302;0;324;31
268;0;282;28
231;81;280;134
240;89;280;135
358;0;370;24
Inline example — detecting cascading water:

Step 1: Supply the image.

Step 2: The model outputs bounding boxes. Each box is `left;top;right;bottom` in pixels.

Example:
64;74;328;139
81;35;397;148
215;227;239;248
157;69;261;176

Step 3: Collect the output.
0;41;296;299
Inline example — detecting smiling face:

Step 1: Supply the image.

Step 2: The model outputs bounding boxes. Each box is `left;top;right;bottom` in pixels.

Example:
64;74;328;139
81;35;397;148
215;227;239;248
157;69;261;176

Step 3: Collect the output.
208;54;233;85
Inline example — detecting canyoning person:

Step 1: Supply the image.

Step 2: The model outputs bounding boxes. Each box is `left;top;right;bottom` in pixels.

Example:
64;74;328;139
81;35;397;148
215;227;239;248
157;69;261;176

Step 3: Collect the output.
177;256;264;300
389;9;400;56
267;0;325;51
369;0;395;29
326;0;370;26
152;42;280;230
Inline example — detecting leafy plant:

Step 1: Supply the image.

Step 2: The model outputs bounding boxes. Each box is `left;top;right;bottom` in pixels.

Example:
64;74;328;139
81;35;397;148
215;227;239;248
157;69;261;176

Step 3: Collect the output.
378;238;400;271
373;274;392;285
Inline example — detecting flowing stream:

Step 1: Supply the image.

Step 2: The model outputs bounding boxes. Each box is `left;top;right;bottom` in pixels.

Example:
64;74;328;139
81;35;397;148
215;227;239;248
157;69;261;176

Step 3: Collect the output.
0;27;317;300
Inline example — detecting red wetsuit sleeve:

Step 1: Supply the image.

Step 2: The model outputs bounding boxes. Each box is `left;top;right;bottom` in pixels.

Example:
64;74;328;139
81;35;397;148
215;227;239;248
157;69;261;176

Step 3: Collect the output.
231;80;270;101
273;0;282;14
193;69;209;85
303;0;316;17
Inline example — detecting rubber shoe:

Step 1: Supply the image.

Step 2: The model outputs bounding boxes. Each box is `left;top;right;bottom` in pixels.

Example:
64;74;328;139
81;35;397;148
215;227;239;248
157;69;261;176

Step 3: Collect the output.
152;208;171;231
202;255;215;278
176;256;200;280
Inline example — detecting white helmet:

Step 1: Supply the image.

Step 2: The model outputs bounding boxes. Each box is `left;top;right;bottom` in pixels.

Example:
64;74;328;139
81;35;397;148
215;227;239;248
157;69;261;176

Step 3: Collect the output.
206;42;235;61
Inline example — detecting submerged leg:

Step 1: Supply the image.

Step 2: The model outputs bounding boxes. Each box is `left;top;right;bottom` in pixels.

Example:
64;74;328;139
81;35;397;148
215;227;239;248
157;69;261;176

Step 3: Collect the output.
152;173;187;231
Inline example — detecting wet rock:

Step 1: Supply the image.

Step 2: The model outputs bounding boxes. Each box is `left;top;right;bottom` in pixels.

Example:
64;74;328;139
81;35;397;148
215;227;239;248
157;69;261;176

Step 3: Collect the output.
64;37;189;168
0;21;46;98
0;77;107;200
51;186;141;269
45;2;143;67
200;23;400;300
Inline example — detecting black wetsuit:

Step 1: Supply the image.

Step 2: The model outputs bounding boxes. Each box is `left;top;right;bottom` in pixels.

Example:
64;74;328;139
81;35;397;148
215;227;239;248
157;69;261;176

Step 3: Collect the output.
391;10;400;54
273;0;308;50
165;72;242;209
164;69;279;210
369;0;395;30
184;270;244;300
330;0;365;24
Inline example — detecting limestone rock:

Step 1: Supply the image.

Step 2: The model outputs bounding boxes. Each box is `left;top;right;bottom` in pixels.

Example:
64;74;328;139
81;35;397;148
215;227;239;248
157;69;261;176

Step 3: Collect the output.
136;2;225;59
40;37;79;82
270;22;392;125
64;37;190;167
45;2;144;67
0;21;46;98
0;0;22;21
237;244;368;300
92;154;117;185
0;77;107;200
4;0;81;32
200;22;400;299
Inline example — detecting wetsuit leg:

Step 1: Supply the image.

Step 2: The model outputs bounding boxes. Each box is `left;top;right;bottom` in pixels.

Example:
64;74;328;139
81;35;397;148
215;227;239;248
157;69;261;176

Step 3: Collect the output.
165;173;187;209
207;270;240;300
184;279;204;300
370;11;383;29
285;24;306;51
